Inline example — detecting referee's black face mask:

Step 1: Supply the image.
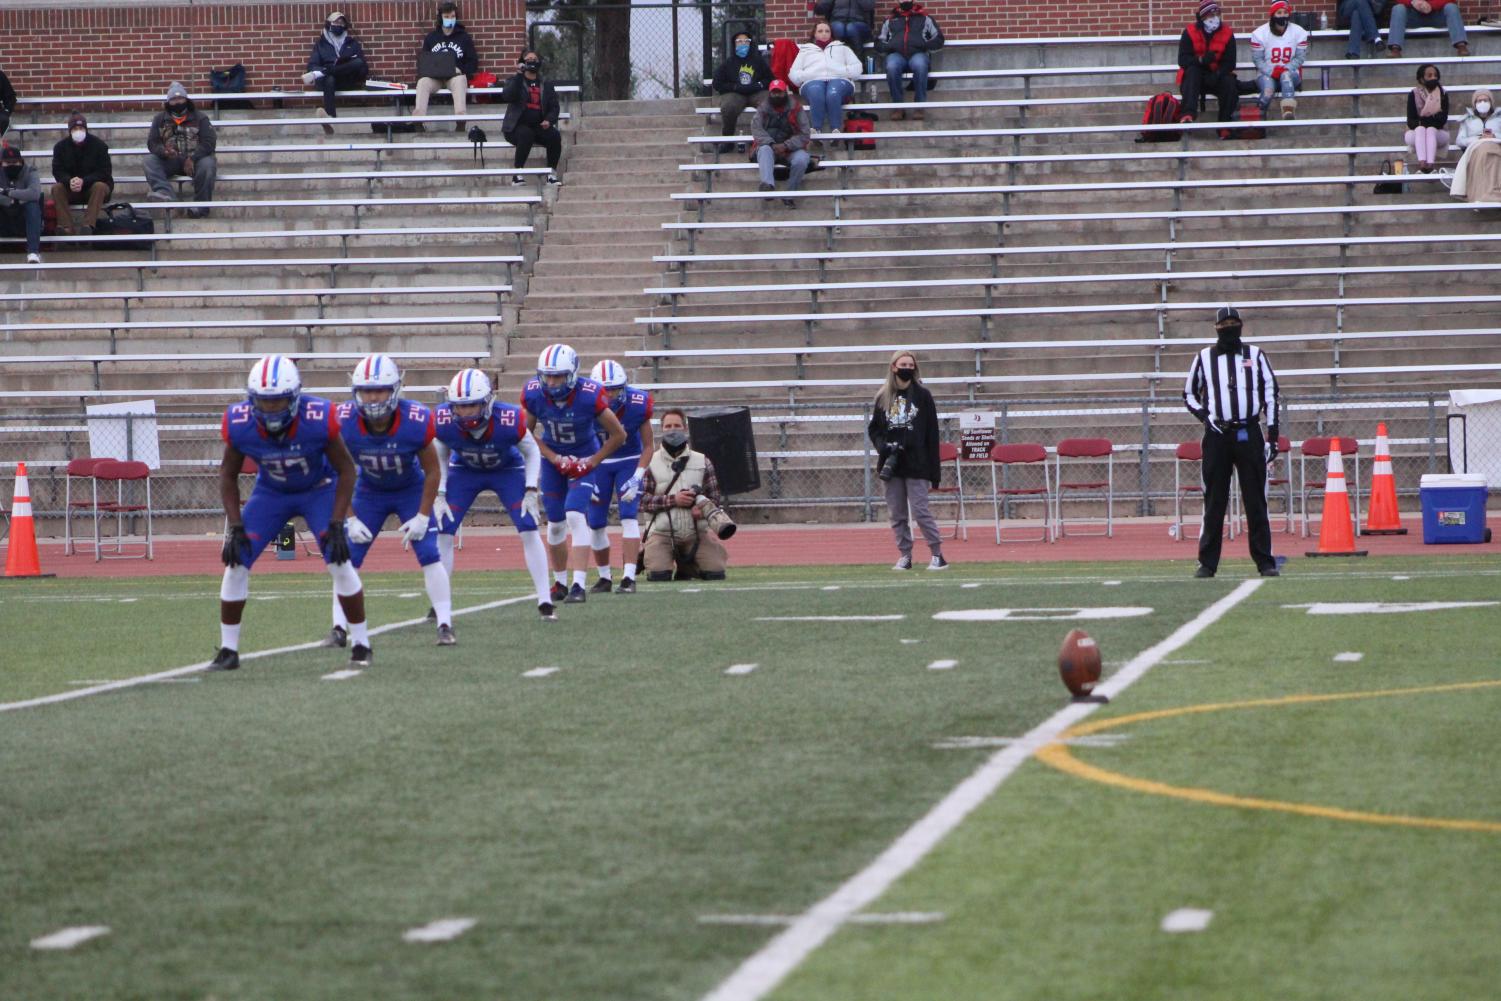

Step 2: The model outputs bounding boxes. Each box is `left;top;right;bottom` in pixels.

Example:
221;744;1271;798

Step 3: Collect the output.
1215;321;1243;351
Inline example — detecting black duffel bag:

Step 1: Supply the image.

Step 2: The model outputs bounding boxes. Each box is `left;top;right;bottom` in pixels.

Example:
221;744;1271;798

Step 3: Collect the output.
94;202;156;251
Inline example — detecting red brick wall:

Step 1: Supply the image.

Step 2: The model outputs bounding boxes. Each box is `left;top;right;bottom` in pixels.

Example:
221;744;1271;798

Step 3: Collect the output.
0;1;527;101
765;0;1339;40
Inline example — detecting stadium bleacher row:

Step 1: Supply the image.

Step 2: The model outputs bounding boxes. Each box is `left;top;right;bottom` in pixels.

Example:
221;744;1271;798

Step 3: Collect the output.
2;28;1494;529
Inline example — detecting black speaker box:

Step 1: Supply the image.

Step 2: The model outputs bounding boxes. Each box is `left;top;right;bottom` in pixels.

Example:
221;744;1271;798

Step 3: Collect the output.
687;407;760;496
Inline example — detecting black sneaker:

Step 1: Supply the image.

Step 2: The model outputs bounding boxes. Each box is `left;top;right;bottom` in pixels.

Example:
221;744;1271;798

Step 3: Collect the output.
615;577;636;594
590;578;613;594
1194;565;1216;579
207;647;239;672
425;606;437;622
511;174;526;186
436;623;456;645
550;581;567;603
350;644;372;667
1259;566;1281;577
320;625;348;648
565;583;587;604
538;602;558;621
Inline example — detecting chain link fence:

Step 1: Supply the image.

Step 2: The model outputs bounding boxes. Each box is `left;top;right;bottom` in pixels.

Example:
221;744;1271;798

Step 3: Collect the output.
2;391;1479;537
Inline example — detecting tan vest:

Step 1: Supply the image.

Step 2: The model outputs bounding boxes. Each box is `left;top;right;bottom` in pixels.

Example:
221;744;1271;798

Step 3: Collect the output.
645;447;708;541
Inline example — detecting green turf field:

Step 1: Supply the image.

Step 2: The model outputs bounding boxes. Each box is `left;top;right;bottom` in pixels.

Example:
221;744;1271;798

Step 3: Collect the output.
2;558;1498;1001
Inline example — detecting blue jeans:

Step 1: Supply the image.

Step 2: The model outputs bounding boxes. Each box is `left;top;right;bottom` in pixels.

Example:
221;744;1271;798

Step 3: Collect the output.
0;199;42;255
1257;69;1301;109
800;78;854;131
757;145;810;190
830;20;872;53
1387;3;1467;50
885;51;930;104
1342;0;1381;54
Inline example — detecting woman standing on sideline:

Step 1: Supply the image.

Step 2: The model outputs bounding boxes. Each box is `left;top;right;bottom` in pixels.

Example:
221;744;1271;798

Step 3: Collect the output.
868;351;948;571
414;1;480;131
789;20;863;142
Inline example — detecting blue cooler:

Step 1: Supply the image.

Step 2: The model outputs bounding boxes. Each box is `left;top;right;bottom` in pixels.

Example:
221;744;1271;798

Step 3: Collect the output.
1419;474;1490;544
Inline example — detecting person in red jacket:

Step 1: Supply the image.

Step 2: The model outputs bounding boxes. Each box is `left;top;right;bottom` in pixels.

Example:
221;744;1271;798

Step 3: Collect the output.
1387;0;1469;58
1177;0;1239;125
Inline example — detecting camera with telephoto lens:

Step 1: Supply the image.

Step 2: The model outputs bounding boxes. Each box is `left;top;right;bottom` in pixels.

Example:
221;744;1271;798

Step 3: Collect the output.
688;484;737;540
878;441;904;482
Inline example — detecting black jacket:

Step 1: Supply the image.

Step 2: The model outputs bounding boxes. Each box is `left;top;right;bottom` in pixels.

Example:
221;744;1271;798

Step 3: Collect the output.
1407;87;1450;129
814;0;878;25
51;133;113;191
1177;25;1237;78
875;6;945;58
146;100;216;162
712;50;773;96
0;68;15;117
307;33;369;76
419;26;479;77
501;73;560;135
868;382;941;486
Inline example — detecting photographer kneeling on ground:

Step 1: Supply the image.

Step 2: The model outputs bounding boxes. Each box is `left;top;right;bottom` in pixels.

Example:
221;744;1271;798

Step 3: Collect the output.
869;350;948;571
638;409;735;581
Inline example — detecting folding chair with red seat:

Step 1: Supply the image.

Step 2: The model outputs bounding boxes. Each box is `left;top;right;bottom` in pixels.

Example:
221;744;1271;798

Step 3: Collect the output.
1174;440;1238;542
1054;437;1114;539
932;441;968;541
1267;435;1295;534
91;459;153;561
989;443;1052;543
1299;436;1361;538
64;456;108;556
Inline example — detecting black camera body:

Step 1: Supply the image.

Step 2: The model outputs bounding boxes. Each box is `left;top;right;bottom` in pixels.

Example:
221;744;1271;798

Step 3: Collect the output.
878;440;904;482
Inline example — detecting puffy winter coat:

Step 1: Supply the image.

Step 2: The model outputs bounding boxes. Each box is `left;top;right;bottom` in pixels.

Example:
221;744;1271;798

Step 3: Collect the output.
788;41;862;88
1457;106;1501;148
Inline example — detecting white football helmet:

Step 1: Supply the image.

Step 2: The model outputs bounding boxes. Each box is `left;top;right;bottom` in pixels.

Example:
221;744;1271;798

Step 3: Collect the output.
246;354;302;434
537;343;579;401
590;359;628;392
350;353;403;420
446;368;494;432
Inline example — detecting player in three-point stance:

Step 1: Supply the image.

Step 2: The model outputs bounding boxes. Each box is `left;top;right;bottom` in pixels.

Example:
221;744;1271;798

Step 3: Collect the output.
324;354;454;647
215;355;371;671
432;368;558;621
521;344;627;605
585;359;653;594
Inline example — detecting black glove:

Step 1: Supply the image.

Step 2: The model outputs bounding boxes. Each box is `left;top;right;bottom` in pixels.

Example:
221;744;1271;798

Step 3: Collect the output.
322;519;352;564
222;524;250;567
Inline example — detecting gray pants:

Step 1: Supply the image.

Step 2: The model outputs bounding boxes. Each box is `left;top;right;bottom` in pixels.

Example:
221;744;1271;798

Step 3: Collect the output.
756;145;810;189
143;153;217;201
885;476;943;558
719;91;763;136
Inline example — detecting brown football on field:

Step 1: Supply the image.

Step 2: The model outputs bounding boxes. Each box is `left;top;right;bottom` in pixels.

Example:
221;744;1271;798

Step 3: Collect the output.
1058;628;1102;698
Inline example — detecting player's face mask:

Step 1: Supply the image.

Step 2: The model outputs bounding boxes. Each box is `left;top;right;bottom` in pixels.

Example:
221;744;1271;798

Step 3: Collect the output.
252;396;297;434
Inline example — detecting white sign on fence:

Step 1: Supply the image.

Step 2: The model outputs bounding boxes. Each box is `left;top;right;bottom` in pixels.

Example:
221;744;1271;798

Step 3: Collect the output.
85;400;161;470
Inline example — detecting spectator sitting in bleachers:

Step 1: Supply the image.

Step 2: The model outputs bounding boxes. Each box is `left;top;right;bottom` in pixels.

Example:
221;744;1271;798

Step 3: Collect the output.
815;0;878;53
1456;88;1497;148
1251;2;1308;120
1450;88;1501;200
144;82;217;216
713;31;773;155
751;80;812;208
1406;63;1451;171
50;113;112;237
1342;0;1385;59
302;10;369;135
0;142;43;264
876;1;944;121
415;2;479;133
502;51;563;187
789;20;862;142
1387;0;1469;58
1177;0;1240;125
0;66;14;137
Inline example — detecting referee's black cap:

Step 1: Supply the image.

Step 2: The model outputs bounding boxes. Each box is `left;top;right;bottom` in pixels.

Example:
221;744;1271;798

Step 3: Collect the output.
1214;306;1241;324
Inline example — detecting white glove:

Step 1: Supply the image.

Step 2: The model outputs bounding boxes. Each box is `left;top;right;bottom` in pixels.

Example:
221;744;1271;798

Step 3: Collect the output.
399;514;430;549
619;469;645;503
432;494;454;529
520;487;541;523
345;515;374;545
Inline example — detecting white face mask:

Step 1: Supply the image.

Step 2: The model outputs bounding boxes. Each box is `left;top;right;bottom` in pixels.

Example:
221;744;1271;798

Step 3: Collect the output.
1478;101;1493;115
70;129;87;144
1202;15;1221;31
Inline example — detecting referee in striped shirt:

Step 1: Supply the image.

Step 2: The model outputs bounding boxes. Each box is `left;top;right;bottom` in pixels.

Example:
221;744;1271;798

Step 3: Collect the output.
1183;307;1281;578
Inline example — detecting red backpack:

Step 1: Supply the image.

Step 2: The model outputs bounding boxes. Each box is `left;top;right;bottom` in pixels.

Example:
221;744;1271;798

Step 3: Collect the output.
1137;92;1182;143
844;111;877;150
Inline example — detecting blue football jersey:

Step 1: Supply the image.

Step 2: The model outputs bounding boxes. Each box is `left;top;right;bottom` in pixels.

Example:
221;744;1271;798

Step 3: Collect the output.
222;395;338;494
336;399;435;492
521;377;608;458
434;400;526;471
607;385;653;460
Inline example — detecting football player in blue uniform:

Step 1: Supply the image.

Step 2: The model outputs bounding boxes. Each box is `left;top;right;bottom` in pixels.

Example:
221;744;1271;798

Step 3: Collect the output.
325;355;454;646
215;354;370;671
433;368;557;620
521;343;626;605
585;359;653;595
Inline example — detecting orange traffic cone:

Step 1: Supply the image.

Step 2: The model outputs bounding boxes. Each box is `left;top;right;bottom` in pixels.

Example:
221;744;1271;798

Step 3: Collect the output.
5;462;53;578
1362;422;1408;535
1306;443;1369;558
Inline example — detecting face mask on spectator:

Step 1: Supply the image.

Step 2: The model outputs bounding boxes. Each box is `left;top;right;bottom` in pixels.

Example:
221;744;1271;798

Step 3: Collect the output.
1479;101;1493;115
661;430;690;453
769;93;788;108
523;60;540;72
328;22;347;36
442;17;456;28
1424;76;1440;90
894;366;916;383
168;101;188;116
735;42;750;57
3;164;21;181
1272;16;1289;29
1202;15;1221;32
71;129;87;144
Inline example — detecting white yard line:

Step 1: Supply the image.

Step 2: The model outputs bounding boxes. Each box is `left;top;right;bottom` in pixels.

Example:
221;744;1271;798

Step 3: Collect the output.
523;667;559;678
926;660;958;671
755;615;906;622
725;663;759;676
699;579;1265;1001
0;593;533;714
30;926;110;950
700;912;946;927
1333;652;1365;663
1161;908;1214;933
402;917;477;943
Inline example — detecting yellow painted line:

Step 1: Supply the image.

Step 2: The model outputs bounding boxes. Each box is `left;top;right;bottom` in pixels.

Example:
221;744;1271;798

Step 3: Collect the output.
1037;679;1501;834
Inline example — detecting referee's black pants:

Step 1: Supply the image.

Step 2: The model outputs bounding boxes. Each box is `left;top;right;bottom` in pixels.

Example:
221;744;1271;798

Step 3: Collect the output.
1199;424;1275;573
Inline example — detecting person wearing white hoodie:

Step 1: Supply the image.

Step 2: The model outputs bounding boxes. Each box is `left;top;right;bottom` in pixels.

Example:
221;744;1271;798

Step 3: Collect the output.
789;20;863;137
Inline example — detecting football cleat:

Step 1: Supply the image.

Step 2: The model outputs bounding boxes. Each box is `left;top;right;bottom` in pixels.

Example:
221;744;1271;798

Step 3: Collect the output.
206;647;240;672
615;577;636;594
589;578;613;594
436;624;456;645
550;581;567;603
538;602;558;621
350;644;373;667
564;583;587;604
320;625;348;648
